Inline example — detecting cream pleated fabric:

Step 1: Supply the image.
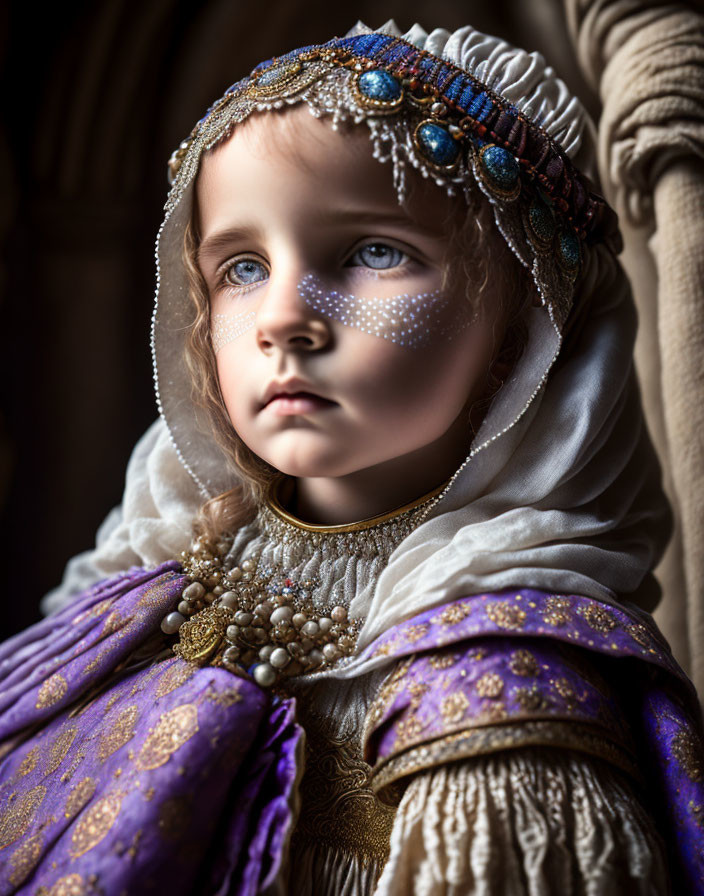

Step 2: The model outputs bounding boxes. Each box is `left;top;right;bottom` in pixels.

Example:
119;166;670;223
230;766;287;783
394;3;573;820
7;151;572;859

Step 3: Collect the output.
374;751;670;896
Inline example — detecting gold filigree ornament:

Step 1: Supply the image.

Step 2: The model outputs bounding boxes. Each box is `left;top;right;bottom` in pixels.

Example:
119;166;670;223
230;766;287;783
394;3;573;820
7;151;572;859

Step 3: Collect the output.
475;672;504;698
486;600;527;630
69;791;123;858
576;602;617;633
64;777;96;819
440;691;470;724
509;648;540;677
0;785;47;849
541;595;571;627
173;606;233;665
134;704;199;771
8;831;44;888
162;544;361;688
35;673;68;710
45;726;77;775
291;708;397;867
46;874;86;896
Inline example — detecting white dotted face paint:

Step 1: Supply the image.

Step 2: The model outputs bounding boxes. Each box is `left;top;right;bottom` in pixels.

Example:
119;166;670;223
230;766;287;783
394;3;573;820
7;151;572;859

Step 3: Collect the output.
211;309;256;354
210;273;476;353
297;274;475;349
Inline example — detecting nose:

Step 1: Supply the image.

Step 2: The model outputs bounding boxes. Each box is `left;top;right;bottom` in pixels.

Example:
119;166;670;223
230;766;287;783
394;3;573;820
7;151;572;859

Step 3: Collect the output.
256;274;330;353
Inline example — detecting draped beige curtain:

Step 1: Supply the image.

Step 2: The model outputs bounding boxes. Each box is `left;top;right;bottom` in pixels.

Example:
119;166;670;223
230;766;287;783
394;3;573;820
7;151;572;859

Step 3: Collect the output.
565;0;704;697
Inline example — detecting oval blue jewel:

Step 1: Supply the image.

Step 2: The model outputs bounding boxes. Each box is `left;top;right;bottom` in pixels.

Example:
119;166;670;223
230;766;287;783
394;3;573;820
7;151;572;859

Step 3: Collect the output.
529;201;556;243
481;145;520;190
559;231;580;268
358;69;403;103
415;122;460;167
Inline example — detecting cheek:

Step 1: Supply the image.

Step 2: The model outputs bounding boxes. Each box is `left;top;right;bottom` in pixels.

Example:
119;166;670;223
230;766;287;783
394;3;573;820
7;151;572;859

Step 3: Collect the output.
346;326;492;425
215;348;251;429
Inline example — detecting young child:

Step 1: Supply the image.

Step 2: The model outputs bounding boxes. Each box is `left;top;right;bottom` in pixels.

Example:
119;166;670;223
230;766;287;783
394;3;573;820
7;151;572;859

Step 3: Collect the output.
1;20;703;896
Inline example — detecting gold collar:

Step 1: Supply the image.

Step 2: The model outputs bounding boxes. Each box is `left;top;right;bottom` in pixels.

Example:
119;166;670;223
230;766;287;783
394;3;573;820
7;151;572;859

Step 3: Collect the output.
265;478;447;534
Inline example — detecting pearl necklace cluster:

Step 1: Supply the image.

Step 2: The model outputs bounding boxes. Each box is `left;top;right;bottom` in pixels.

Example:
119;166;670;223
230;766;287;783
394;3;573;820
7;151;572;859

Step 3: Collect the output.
161;540;360;687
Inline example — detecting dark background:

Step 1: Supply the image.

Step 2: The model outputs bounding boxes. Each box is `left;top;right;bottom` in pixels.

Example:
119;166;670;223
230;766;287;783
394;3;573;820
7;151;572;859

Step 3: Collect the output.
0;0;594;635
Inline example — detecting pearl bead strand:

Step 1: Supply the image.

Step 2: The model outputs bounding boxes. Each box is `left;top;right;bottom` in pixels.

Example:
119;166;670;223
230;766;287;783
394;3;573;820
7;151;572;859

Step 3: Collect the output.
161;538;360;687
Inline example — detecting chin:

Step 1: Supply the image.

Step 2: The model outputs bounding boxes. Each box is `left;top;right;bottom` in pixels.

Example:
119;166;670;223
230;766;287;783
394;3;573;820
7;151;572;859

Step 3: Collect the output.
268;458;345;479
262;445;362;480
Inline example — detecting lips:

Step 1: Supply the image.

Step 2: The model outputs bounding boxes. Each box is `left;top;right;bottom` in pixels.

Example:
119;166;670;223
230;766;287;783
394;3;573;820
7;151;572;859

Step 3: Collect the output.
261;378;336;411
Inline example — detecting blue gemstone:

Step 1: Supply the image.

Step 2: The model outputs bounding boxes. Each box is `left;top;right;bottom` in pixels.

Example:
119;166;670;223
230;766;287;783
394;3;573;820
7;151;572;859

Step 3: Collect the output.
481;145;520;190
559;231;581;268
358;69;402;102
529;201;556;242
416;122;460;166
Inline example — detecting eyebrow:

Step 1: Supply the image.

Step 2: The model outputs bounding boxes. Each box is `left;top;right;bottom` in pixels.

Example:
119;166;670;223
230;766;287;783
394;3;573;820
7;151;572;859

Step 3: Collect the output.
197;227;260;267
312;207;446;239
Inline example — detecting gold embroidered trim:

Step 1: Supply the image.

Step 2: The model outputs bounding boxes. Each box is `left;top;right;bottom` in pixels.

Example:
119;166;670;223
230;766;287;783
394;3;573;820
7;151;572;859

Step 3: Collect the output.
369;720;643;802
291;708;398;870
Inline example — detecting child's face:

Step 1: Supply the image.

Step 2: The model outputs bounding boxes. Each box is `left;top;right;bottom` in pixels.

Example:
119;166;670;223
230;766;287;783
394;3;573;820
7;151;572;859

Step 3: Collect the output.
196;105;505;491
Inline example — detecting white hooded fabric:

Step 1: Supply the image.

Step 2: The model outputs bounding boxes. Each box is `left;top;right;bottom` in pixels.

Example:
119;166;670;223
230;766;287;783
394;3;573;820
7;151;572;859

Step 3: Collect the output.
42;23;671;675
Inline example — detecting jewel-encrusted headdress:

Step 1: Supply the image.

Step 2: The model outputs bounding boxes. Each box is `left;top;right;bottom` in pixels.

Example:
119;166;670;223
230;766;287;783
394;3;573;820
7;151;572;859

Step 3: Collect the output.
167;31;620;334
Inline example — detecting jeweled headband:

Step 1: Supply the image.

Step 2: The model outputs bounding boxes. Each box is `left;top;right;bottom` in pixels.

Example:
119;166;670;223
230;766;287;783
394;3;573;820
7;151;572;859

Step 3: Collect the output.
166;32;621;331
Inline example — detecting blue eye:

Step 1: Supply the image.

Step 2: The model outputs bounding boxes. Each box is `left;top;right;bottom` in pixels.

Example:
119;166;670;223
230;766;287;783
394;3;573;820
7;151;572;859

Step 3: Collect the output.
349;244;407;270
225;258;268;287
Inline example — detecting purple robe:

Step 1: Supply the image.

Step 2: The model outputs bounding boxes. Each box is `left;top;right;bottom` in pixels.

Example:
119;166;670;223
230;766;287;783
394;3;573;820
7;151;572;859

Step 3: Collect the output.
0;566;702;894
